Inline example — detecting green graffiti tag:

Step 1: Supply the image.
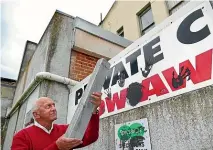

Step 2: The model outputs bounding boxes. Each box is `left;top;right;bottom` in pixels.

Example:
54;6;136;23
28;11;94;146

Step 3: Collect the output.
117;123;147;140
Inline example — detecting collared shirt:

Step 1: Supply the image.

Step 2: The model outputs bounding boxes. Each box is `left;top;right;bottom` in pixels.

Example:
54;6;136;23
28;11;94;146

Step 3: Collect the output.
34;120;53;134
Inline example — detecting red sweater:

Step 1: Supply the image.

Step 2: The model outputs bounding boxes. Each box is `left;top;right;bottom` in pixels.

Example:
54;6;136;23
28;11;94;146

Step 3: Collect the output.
11;114;99;150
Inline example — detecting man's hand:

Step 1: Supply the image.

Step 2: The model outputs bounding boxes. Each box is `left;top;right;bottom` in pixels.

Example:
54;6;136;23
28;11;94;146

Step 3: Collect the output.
56;136;83;150
90;92;102;114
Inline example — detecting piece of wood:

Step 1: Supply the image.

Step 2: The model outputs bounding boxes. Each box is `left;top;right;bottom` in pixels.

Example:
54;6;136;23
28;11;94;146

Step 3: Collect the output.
64;58;110;138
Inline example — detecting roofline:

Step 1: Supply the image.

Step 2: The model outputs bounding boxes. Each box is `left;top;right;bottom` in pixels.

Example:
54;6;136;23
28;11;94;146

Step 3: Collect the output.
74;17;132;48
1;77;16;82
34;10;73;47
15;9;131;85
28;9;131;52
15;40;37;84
14;10;73;84
56;9;75;19
99;1;116;26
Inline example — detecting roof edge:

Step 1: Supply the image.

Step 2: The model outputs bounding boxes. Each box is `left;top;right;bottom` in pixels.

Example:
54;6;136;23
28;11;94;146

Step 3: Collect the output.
74;17;132;48
1;77;16;82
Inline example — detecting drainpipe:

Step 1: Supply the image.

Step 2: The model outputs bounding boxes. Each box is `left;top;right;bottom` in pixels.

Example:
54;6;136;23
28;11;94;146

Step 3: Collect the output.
6;72;79;119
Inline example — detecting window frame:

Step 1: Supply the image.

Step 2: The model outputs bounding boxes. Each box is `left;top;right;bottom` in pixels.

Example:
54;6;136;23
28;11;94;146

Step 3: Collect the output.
137;4;155;36
117;26;124;37
166;0;184;15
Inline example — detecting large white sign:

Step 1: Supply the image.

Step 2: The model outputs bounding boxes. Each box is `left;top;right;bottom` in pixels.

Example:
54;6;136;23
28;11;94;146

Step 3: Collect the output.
115;118;151;150
67;1;213;122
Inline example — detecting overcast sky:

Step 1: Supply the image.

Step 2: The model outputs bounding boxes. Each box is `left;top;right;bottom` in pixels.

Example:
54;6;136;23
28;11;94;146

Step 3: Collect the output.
1;0;115;80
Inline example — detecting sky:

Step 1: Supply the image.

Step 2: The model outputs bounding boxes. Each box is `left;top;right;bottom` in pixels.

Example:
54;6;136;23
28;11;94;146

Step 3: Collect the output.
1;0;115;80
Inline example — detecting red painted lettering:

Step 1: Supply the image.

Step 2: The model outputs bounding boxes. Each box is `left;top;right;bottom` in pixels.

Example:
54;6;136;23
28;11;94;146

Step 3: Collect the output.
162;49;212;91
141;74;169;101
99;100;105;116
105;88;127;113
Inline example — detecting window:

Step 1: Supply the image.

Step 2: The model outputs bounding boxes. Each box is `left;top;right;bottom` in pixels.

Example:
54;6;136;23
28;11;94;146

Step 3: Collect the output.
166;0;189;15
117;26;124;37
138;6;155;35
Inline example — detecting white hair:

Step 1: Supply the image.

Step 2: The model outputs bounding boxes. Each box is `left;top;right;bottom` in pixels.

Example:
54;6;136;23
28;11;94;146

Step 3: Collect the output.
31;100;39;121
31;100;40;113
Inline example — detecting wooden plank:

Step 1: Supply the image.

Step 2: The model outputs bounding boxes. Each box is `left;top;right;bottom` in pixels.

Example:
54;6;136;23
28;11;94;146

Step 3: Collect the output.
64;58;110;138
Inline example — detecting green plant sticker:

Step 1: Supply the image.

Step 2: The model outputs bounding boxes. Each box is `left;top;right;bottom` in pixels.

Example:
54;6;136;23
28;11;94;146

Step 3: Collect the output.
130;123;146;138
117;123;147;140
117;125;131;141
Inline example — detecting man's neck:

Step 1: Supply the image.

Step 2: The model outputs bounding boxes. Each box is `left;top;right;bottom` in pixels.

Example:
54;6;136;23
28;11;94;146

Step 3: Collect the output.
35;120;53;131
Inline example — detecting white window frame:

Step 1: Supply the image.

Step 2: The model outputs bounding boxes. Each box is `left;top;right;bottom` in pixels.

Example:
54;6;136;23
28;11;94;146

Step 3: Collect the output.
137;5;155;36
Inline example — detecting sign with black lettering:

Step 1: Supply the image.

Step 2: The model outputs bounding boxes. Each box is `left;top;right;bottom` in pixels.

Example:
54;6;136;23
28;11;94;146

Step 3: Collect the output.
67;1;213;122
115;118;151;150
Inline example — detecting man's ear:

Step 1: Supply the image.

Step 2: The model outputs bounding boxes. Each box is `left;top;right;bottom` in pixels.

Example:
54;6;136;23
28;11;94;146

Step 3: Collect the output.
33;111;40;119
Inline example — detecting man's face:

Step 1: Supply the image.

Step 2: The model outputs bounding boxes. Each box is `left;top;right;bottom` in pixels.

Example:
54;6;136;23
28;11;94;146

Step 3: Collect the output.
35;98;57;122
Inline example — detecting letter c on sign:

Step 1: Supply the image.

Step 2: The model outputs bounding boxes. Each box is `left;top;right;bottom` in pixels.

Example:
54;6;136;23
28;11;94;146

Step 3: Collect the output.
177;9;210;44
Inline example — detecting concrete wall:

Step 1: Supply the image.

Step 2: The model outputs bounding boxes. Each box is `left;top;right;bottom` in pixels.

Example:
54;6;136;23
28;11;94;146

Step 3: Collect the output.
24;12;74;88
12;42;37;105
15;86;39;132
18;41;37;80
1;79;16;118
23;20;52;90
1;79;16;147
12;71;27;105
3;110;19;150
78;85;213;150
100;0;169;41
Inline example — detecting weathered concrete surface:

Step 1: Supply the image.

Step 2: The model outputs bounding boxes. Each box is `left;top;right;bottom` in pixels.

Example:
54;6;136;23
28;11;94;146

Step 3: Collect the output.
79;85;213;150
46;12;74;77
15;101;28;132
15;86;39;132
18;41;37;81
1;98;13;118
3;110;19;150
12;71;27;105
12;41;37;105
1;78;16;147
23;11;74;96
1;79;16;117
24;26;51;90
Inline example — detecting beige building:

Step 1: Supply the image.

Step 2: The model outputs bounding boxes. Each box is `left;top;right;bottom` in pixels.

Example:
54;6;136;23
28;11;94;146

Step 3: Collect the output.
99;0;189;41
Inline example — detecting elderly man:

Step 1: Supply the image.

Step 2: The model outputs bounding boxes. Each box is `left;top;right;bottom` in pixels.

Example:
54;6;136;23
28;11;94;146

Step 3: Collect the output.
11;92;102;150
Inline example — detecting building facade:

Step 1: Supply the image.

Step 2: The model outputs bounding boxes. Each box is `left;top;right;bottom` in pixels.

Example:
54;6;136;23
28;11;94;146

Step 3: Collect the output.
1;78;16;120
3;1;213;150
1;78;16;146
2;10;131;149
99;0;189;41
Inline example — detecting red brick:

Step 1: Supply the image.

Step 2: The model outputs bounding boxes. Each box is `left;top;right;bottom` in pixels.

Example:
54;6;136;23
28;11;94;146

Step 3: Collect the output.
69;50;99;81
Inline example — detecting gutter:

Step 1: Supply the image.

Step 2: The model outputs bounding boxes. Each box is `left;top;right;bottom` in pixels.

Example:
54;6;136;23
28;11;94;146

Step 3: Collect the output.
6;72;79;119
